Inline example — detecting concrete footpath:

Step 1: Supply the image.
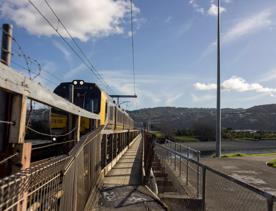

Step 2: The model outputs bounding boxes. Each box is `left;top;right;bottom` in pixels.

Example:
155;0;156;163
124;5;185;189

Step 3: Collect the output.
99;137;166;211
202;155;276;196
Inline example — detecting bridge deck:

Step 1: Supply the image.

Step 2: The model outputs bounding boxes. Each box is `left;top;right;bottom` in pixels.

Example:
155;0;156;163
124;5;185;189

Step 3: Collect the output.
103;137;142;187
96;137;167;211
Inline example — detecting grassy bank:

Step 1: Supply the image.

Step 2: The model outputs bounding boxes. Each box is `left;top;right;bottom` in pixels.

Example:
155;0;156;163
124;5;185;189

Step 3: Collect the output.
174;135;199;142
267;159;276;168
222;152;276;158
150;131;198;142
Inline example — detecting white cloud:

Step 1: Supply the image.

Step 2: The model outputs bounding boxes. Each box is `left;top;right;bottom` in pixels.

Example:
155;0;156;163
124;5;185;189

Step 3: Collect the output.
194;76;276;96
189;0;204;14
223;10;272;43
98;70;193;109
164;16;172;23
191;94;215;103
200;9;273;59
259;68;276;82
194;82;217;90
64;63;86;79
0;0;139;41
52;40;71;62
207;4;226;16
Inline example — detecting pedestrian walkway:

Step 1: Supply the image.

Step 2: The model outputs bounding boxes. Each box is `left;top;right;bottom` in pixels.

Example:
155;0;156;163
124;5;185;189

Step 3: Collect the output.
99;137;167;211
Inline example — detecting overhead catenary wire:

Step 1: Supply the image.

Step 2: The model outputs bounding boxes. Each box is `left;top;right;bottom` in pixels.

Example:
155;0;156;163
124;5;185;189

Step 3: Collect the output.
28;0;113;93
43;0;112;93
130;0;136;95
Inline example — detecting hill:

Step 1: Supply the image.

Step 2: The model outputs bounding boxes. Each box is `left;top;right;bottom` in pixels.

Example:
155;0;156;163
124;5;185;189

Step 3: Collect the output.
129;104;276;131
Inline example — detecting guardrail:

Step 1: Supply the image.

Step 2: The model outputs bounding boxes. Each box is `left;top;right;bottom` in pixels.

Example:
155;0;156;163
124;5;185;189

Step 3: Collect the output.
0;128;141;211
154;143;276;211
163;139;201;197
0;62;100;177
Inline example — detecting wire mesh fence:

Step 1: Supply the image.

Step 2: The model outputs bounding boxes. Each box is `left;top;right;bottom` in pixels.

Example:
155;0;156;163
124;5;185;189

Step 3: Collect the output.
0;155;69;211
0;129;140;211
154;143;276;211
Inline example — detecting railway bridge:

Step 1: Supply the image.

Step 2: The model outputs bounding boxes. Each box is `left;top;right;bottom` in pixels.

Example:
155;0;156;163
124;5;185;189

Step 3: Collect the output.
0;42;276;211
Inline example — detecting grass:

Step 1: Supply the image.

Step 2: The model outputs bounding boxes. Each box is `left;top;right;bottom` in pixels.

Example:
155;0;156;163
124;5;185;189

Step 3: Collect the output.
149;131;198;142
174;135;199;142
267;159;276;168
221;152;276;158
150;131;165;139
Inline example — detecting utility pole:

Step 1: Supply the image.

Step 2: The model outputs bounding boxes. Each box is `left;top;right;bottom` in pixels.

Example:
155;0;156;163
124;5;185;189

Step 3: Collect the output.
216;0;221;158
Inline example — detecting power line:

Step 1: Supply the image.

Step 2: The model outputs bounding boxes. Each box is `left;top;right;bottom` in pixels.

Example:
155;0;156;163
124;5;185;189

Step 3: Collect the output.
28;0;113;93
130;0;136;95
44;0;112;93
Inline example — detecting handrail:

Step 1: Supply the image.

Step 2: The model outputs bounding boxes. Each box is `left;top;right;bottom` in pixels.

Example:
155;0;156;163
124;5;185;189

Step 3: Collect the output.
0;62;99;119
155;143;276;201
165;139;200;154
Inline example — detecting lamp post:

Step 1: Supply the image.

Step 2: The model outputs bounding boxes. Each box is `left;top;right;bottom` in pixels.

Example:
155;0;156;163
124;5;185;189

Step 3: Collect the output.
216;0;221;158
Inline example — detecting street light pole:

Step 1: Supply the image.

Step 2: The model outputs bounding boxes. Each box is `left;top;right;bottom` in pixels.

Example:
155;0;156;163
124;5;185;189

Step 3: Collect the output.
216;0;221;158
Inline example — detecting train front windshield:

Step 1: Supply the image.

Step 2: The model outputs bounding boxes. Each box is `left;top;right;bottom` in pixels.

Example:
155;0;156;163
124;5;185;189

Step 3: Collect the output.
54;82;101;114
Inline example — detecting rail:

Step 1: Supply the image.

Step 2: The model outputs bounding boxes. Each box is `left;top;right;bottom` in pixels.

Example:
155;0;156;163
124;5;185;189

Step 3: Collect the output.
154;143;276;211
162;139;201;197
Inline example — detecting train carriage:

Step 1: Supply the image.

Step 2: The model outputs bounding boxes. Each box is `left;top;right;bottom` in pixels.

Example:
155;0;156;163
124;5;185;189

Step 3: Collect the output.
52;80;134;132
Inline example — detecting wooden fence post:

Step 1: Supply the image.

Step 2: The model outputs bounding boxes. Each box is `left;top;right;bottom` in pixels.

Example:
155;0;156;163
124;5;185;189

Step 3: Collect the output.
74;115;81;141
8;94;31;211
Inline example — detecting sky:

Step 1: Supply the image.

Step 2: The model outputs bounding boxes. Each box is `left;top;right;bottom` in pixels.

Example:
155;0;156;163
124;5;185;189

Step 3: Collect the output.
1;0;276;110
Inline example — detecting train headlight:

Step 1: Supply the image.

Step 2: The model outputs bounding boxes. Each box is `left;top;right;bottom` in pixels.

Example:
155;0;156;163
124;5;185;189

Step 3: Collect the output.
79;80;84;85
52;137;56;142
73;80;78;85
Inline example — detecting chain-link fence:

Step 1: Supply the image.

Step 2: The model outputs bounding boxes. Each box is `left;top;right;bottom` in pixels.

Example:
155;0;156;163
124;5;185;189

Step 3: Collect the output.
154;143;276;211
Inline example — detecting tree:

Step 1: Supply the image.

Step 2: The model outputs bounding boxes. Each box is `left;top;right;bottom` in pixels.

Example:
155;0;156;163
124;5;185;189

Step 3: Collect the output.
192;121;215;142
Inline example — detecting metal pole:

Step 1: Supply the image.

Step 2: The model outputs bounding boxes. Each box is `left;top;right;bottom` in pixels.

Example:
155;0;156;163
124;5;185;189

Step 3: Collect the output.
1;24;13;66
216;0;221;158
202;167;206;211
197;151;200;198
174;142;177;170
186;148;190;185
179;145;182;176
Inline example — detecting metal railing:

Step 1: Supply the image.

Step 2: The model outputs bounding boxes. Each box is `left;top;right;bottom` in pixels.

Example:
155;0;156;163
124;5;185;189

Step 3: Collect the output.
0;128;141;211
163;139;201;197
154;143;276;211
